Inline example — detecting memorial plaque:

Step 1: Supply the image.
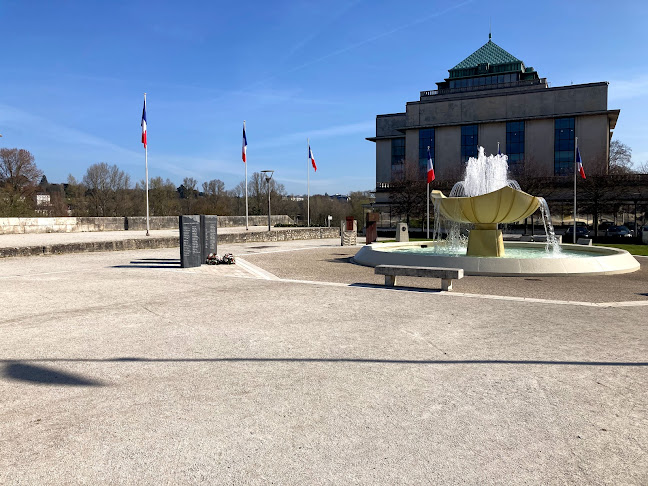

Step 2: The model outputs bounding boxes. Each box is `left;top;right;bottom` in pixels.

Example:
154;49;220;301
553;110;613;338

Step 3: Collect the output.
200;214;218;262
179;215;202;268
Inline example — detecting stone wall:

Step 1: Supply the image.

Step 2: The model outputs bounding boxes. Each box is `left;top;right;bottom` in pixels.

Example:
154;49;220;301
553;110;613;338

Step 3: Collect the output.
217;215;294;227
0;215;295;235
0;226;341;258
0;217;126;234
125;216;178;231
217;227;339;244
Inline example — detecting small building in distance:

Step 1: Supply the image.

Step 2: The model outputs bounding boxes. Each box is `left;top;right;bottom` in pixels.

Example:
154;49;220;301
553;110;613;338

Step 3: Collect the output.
367;35;620;206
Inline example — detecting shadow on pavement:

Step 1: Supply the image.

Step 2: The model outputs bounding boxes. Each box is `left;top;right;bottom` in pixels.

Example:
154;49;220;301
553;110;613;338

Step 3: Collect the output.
349;283;442;293
2;358;646;367
3;362;104;386
112;264;181;269
325;257;353;264
129;260;180;265
112;258;182;269
138;258;179;261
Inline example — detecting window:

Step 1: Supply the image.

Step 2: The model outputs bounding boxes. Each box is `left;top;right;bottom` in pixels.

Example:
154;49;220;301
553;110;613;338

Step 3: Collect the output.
419;129;435;179
461;125;478;163
506;121;525;174
391;138;405;181
554;118;575;176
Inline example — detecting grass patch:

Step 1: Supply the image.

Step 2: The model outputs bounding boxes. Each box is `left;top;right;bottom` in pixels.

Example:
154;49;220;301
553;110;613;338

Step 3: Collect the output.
594;243;648;256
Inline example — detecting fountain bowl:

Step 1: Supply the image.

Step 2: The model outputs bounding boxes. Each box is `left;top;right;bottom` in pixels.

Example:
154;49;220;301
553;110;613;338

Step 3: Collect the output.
431;186;540;224
353;241;640;277
432;185;542;257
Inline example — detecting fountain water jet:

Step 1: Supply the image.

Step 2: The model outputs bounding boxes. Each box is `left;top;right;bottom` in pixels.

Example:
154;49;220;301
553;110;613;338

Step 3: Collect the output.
432;148;542;257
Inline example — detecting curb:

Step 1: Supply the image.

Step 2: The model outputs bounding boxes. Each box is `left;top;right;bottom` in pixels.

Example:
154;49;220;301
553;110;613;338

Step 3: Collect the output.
0;237;180;258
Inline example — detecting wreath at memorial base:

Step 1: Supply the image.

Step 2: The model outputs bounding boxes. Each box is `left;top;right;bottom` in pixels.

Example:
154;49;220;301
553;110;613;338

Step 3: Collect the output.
206;253;236;265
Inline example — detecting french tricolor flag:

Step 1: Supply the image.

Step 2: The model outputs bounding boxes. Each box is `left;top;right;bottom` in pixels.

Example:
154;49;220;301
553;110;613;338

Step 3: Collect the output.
242;122;247;163
141;97;147;148
576;146;586;179
427;146;435;183
309;145;317;172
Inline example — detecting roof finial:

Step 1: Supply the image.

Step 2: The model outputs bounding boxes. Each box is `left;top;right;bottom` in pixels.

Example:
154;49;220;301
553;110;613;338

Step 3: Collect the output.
489;17;492;41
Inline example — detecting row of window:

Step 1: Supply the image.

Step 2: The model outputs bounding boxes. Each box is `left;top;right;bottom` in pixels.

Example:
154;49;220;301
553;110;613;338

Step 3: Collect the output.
449;73;519;89
390;118;578;179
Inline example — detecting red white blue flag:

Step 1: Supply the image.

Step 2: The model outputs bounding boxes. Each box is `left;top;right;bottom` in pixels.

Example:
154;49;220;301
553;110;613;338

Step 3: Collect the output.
427;146;435;183
309;145;317;172
242;122;247;163
141;98;147;148
576;147;586;179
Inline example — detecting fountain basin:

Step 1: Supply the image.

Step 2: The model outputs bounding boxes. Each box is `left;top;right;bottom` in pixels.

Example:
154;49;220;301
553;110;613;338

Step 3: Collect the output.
353;241;640;277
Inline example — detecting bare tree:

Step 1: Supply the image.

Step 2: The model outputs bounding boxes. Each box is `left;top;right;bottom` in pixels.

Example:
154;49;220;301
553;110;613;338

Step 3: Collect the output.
148;177;180;216
389;159;426;226
609;140;633;175
635;160;648;174
177;177;198;214
82;163;131;216
0;148;43;216
201;179;226;213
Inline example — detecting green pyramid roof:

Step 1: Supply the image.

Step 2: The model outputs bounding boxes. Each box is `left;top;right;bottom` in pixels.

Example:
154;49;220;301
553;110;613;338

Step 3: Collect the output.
451;40;521;70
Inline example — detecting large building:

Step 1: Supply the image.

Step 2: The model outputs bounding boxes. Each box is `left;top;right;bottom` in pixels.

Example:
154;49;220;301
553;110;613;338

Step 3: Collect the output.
367;36;620;205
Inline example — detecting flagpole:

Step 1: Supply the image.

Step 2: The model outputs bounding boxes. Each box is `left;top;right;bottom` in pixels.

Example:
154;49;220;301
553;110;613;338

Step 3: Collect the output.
307;138;310;227
244;121;248;231
144;93;150;237
427;181;430;239
573;136;578;244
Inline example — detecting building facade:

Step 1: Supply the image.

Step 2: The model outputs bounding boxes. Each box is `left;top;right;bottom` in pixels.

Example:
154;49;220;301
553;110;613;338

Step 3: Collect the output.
367;37;620;205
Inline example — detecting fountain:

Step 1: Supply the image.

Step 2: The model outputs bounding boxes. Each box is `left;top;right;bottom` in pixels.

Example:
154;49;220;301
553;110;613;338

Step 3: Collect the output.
354;148;639;276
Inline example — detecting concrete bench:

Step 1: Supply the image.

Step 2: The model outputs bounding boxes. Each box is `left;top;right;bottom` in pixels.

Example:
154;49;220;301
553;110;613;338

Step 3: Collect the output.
375;265;464;291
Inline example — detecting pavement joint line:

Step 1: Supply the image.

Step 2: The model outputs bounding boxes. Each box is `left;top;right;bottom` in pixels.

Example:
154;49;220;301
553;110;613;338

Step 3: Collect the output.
226;274;648;308
233;244;353;257
598;300;648;307
235;258;280;280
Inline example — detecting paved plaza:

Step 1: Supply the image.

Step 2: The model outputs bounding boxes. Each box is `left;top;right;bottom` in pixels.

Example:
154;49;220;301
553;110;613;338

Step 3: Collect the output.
0;238;646;484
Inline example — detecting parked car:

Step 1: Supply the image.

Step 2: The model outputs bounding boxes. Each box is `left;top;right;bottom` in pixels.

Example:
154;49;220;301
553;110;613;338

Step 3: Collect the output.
597;221;613;235
564;225;590;241
624;222;639;236
605;225;633;238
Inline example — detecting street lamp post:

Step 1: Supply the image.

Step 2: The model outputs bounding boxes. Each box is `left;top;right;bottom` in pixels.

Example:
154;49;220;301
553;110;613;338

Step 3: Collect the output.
261;170;274;232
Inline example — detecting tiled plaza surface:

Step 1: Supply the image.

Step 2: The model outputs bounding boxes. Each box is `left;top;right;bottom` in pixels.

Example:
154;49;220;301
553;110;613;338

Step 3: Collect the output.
0;239;646;484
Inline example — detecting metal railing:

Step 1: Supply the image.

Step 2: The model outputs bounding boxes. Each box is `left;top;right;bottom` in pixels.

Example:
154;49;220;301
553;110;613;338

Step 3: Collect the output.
420;78;547;98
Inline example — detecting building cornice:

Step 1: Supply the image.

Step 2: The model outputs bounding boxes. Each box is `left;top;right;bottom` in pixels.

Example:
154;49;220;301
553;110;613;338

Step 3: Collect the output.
412;81;609;105
389;110;620;132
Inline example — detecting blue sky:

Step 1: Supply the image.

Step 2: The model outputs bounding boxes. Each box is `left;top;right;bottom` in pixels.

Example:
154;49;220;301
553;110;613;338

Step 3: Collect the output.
1;0;647;195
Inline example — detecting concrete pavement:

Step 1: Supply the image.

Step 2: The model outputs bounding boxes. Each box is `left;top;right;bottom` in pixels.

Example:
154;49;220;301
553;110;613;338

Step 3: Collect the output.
0;239;646;484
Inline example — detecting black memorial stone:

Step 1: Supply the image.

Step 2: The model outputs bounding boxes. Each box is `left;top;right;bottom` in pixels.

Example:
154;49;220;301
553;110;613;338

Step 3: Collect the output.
179;215;202;268
200;215;218;262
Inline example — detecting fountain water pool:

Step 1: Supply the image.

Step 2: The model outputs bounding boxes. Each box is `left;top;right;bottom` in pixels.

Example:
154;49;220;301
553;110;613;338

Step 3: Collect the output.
354;148;640;276
353;240;639;276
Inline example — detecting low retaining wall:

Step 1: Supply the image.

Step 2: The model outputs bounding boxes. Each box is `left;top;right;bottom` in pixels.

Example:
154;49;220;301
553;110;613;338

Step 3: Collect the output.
0;215;294;234
218;227;339;244
0;227;340;258
217;215;294;227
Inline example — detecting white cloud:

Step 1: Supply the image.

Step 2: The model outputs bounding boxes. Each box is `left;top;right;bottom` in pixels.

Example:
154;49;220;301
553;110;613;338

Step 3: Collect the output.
609;75;648;100
255;120;374;150
0;103;141;159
